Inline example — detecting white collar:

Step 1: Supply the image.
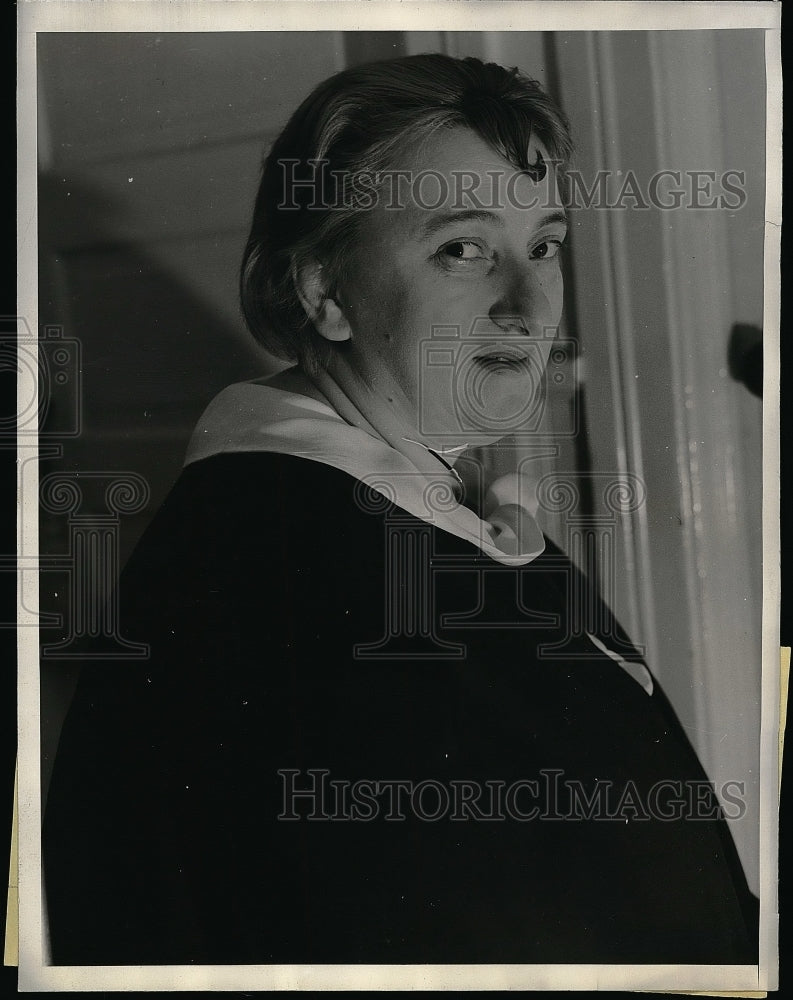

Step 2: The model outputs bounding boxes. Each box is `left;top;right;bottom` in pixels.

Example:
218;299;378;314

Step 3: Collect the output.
185;381;653;693
185;381;545;567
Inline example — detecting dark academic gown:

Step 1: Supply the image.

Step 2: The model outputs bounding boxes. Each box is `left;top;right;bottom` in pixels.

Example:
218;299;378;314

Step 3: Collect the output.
42;451;759;965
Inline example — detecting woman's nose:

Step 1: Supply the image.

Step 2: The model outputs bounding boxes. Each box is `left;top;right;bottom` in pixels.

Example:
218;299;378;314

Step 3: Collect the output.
488;261;559;336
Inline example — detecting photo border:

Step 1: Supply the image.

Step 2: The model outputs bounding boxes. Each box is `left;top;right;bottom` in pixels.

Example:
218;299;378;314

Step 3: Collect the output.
16;1;782;992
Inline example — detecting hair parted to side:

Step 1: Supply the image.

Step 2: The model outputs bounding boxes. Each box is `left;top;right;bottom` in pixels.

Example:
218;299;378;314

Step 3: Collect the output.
240;53;574;374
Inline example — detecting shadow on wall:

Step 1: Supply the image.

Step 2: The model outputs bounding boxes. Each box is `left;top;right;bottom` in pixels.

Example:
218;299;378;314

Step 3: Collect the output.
38;170;276;541
38;172;277;805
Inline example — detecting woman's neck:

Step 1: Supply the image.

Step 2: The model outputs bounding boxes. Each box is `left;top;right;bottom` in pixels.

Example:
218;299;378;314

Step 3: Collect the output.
260;361;481;502
254;365;330;405
256;364;495;517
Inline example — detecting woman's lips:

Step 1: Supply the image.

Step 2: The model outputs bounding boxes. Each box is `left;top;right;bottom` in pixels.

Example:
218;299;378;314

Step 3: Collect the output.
470;346;534;371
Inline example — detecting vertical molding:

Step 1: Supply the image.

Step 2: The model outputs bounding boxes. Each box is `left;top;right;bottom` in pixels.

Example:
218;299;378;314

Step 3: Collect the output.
646;32;712;749
551;32;643;648
441;31;459;58
591;34;660;670
481;32;502;64
331;31;347;72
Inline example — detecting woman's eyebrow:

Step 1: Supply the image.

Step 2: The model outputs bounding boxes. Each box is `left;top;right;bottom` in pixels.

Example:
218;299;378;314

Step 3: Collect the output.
419;209;504;237
419;208;568;238
536;210;569;231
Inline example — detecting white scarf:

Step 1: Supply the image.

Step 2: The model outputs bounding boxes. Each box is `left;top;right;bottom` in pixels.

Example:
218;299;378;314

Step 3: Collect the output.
184;380;545;567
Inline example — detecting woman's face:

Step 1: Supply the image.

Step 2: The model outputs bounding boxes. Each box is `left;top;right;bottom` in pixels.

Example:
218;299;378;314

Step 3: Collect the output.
336;126;567;450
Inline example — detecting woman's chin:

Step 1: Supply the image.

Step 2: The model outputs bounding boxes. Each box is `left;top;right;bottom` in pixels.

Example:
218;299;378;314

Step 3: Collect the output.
450;391;542;439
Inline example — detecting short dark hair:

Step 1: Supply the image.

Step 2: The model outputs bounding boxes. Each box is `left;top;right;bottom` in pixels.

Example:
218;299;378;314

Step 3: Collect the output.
240;53;574;373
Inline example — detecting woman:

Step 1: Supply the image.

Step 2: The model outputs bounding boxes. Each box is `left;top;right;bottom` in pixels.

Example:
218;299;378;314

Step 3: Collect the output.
43;54;758;966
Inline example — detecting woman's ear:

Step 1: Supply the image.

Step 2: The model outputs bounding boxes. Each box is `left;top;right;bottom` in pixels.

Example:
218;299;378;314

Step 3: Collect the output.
293;259;352;343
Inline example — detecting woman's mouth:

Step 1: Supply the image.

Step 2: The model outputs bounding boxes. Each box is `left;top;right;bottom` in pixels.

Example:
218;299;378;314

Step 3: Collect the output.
470;346;534;372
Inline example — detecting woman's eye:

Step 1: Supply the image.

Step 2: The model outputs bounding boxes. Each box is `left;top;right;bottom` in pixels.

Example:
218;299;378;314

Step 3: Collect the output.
438;240;487;262
531;239;564;261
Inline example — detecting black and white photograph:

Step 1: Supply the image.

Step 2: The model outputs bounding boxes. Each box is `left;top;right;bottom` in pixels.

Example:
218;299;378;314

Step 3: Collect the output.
16;0;781;991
